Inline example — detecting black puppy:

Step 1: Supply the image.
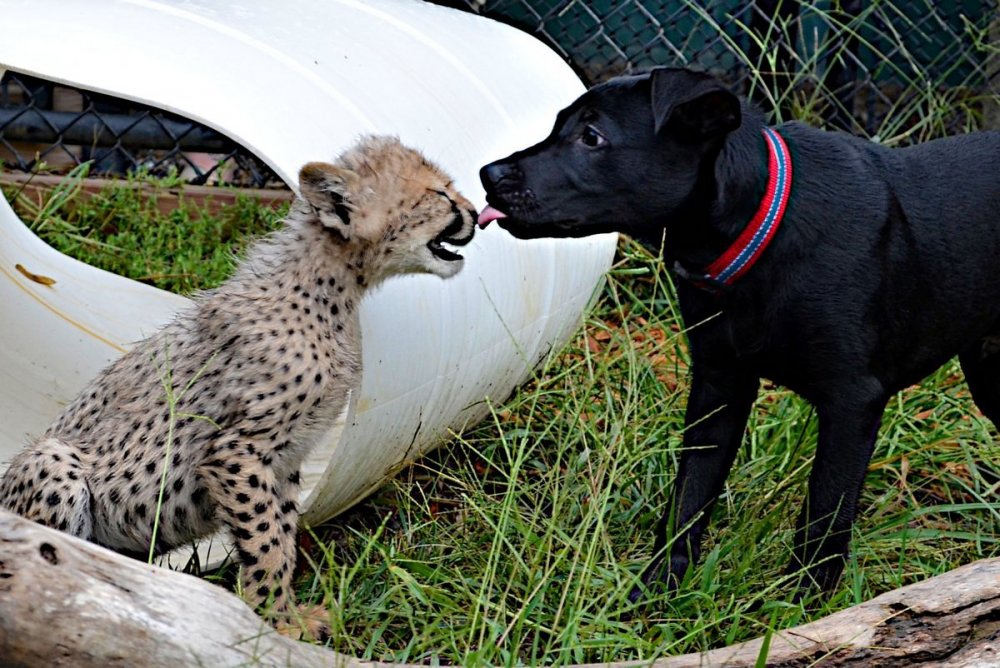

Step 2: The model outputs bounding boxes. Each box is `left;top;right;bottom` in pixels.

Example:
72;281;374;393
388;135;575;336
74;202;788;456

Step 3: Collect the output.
479;67;1000;600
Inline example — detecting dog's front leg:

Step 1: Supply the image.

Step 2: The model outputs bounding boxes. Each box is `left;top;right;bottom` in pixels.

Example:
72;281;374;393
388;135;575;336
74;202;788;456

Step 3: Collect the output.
630;366;758;602
788;390;887;595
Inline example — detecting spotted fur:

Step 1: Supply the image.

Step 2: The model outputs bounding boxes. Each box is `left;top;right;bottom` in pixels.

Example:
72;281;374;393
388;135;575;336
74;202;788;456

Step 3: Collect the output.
0;135;476;633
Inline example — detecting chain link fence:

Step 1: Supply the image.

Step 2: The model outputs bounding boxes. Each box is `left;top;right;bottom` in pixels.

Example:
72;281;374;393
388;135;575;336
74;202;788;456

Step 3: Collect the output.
0;71;281;187
439;0;999;138
2;2;996;178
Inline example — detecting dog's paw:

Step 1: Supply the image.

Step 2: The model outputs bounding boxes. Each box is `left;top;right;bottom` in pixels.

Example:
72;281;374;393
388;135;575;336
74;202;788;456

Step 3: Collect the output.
274;603;332;643
784;552;847;605
628;554;686;604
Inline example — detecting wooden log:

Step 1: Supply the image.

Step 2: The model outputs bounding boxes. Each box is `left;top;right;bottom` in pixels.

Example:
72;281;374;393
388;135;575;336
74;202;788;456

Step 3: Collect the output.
0;509;358;668
1;507;998;667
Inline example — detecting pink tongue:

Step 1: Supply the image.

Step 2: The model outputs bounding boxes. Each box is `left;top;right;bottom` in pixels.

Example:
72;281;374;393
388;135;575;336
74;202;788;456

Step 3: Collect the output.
477;205;508;229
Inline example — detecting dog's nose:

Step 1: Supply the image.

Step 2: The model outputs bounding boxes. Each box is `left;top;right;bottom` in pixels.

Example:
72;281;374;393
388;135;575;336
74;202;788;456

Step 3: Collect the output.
479;161;520;189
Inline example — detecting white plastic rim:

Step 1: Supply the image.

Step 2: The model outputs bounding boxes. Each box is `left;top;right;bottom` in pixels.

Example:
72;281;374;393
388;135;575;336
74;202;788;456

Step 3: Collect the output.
0;0;616;557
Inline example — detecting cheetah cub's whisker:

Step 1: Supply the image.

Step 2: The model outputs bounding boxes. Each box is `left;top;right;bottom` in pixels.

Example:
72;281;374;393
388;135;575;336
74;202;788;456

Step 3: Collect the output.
0;135;477;639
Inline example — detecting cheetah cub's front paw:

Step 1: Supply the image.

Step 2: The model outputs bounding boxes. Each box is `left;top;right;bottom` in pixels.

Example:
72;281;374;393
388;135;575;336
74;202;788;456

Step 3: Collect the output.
274;603;332;643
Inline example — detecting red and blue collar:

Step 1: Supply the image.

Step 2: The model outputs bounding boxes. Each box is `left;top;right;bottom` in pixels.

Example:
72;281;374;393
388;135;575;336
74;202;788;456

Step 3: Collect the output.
677;127;792;291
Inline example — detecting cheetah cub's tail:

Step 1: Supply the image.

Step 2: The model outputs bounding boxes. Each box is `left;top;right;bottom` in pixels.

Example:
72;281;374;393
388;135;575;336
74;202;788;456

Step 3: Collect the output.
0;437;93;539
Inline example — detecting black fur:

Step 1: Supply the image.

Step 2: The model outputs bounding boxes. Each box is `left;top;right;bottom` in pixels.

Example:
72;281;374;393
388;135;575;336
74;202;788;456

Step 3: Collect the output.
479;67;1000;601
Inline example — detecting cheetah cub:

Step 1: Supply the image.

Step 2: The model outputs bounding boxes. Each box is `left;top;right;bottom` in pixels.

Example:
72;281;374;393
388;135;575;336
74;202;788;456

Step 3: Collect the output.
0;135;476;634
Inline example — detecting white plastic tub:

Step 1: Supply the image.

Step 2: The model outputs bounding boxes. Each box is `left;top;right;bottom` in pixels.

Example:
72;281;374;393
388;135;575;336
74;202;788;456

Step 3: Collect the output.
0;0;615;555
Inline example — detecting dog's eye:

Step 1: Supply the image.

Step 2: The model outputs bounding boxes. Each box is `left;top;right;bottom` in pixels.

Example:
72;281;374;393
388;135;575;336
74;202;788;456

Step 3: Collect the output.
579;125;607;148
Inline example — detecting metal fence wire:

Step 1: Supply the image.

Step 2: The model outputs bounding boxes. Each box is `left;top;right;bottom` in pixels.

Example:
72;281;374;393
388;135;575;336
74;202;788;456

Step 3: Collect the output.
1;2;995;179
438;0;999;137
0;71;281;187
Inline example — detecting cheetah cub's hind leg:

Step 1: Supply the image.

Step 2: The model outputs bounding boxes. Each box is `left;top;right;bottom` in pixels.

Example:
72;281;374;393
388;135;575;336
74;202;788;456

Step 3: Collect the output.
0;437;93;538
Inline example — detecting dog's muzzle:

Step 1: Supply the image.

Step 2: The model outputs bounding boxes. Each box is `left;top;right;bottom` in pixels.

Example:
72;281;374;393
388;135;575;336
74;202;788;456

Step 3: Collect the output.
479;161;526;228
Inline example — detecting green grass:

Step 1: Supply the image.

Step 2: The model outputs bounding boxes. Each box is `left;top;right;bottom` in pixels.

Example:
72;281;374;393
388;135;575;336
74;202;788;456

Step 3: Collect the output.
3;163;285;295
298;247;999;665
4;6;1000;663
8;168;997;663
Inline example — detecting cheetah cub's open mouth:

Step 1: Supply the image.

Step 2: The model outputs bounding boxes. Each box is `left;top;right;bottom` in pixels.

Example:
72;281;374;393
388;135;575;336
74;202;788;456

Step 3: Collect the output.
428;212;476;262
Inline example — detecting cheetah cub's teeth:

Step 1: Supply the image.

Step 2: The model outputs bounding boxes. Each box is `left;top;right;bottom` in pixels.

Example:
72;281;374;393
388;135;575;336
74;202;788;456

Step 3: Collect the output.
427;238;463;262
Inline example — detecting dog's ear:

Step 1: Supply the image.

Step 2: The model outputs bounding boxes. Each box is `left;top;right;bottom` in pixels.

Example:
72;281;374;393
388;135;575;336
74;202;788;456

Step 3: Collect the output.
650;68;741;140
298;162;359;240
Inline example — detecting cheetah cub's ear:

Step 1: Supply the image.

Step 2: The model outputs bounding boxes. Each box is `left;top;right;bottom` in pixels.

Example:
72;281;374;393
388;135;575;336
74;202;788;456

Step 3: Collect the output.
298;161;360;241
